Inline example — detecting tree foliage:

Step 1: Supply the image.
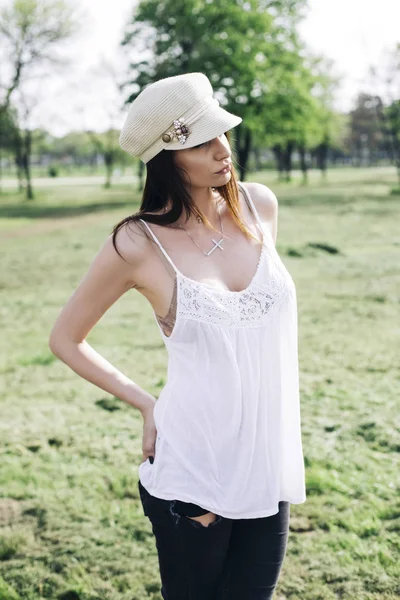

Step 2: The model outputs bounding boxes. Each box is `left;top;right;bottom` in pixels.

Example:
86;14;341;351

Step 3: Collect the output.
121;0;322;179
0;0;76;114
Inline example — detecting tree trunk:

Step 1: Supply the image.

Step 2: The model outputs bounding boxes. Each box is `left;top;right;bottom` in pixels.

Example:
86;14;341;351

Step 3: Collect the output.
104;151;113;189
388;130;400;184
22;129;33;200
316;133;329;179
272;144;285;181
253;147;262;171
375;99;400;177
298;143;308;185
138;159;145;191
236;126;252;181
14;131;24;192
283;140;294;182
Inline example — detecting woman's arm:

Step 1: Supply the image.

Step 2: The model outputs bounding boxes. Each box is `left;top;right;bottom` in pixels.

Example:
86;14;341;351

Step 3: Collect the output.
48;228;155;420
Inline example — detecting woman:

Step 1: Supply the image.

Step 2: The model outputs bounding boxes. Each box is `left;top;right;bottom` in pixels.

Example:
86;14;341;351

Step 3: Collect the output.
49;72;306;600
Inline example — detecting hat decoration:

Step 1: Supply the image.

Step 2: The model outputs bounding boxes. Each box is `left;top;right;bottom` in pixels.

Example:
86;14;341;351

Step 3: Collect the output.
161;119;191;145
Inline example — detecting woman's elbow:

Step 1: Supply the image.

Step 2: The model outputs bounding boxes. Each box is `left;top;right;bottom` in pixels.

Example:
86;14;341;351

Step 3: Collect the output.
48;332;59;357
49;325;83;360
48;327;66;358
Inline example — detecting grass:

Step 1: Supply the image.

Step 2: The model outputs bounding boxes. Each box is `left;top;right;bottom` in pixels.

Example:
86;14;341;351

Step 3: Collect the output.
0;166;399;599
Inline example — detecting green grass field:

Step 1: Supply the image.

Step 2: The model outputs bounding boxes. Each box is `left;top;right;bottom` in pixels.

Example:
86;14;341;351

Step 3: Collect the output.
0;167;399;599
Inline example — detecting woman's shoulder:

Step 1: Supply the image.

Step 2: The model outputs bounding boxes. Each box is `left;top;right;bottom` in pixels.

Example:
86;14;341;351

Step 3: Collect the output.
239;181;278;223
108;217;151;266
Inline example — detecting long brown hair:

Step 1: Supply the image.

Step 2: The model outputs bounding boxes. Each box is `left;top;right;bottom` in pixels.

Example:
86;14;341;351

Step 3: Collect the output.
112;131;261;256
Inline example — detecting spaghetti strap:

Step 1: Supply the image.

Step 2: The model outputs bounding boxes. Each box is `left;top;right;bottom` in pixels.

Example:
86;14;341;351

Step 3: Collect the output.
238;181;263;230
139;218;181;275
238;181;268;245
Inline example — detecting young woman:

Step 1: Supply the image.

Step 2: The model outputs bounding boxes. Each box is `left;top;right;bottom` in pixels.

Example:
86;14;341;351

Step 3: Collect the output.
49;72;306;600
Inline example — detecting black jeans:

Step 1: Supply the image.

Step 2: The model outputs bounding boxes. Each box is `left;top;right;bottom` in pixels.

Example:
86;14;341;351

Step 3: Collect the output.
138;479;290;600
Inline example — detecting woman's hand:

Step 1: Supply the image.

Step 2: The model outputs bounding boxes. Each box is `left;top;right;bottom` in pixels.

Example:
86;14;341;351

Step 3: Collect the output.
141;403;157;464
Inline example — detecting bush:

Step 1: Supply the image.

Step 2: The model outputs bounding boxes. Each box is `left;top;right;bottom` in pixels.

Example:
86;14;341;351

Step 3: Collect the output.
48;165;58;177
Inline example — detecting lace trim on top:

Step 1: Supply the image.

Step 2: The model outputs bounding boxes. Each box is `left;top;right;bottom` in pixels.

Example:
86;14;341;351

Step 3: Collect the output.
153;231;290;338
175;244;290;331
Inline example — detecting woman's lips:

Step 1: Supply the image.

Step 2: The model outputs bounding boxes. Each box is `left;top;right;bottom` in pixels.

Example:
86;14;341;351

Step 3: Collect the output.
215;164;231;175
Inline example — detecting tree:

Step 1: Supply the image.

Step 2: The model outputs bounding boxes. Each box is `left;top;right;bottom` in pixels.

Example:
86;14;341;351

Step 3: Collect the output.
347;93;387;166
121;0;312;181
86;129;129;188
16;90;43;199
385;99;400;181
0;0;76;114
261;53;321;183
365;44;400;184
0;0;77;196
0;107;19;191
304;57;342;179
84;60;131;188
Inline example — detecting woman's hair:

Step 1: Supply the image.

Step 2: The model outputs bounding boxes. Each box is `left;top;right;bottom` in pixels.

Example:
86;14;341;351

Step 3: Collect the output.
112;130;261;257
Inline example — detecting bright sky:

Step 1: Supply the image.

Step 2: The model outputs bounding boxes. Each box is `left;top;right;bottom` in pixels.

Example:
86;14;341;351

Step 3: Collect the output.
3;0;399;135
298;0;400;105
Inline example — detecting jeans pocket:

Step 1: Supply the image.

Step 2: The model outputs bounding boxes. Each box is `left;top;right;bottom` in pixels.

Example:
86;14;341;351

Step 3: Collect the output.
173;499;210;518
170;500;226;529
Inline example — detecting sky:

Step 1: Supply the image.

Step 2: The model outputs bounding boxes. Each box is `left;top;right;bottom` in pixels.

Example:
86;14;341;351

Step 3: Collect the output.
2;0;400;136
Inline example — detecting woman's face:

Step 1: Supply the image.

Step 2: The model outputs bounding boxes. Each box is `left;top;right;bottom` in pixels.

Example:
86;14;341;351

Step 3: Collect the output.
173;133;232;188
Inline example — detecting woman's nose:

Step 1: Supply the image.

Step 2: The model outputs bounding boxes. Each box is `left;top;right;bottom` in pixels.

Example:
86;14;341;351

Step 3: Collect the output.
214;136;231;158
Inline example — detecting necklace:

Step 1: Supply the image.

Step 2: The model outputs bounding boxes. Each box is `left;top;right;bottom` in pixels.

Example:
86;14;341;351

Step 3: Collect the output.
179;199;225;256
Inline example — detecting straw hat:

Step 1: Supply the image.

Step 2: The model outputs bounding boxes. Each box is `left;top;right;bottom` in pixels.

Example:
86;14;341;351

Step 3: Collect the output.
119;72;242;163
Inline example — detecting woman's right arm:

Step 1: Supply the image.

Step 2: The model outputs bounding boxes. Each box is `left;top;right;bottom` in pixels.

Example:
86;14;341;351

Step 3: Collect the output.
48;226;156;461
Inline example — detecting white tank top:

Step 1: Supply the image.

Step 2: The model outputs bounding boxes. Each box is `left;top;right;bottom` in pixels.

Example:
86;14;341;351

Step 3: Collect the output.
138;182;306;519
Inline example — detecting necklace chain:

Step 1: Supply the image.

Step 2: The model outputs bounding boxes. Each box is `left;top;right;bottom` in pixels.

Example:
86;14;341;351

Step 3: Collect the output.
178;199;225;257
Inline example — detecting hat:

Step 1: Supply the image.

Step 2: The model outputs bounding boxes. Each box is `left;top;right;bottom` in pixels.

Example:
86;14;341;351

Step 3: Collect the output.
119;72;242;163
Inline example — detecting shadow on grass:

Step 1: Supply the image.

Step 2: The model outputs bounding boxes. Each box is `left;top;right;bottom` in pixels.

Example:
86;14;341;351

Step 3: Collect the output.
1;188;395;220
281;193;354;207
0;201;134;220
281;192;396;207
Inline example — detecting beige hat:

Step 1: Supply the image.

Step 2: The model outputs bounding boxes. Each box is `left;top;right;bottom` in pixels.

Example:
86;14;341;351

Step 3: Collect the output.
119;72;242;163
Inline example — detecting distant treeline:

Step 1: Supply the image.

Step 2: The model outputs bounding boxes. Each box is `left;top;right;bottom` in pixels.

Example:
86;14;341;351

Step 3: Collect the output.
0;90;397;186
1;0;399;200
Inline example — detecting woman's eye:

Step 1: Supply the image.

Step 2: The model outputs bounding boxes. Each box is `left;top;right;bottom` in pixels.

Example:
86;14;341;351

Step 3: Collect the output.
193;141;209;149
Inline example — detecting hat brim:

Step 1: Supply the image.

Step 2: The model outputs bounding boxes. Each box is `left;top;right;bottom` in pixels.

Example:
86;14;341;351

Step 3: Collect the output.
163;104;242;152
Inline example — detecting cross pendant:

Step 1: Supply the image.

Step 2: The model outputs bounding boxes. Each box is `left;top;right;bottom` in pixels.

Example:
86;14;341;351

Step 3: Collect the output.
206;237;224;256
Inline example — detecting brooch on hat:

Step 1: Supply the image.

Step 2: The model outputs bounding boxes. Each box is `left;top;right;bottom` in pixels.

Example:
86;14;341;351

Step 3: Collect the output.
161;119;190;145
